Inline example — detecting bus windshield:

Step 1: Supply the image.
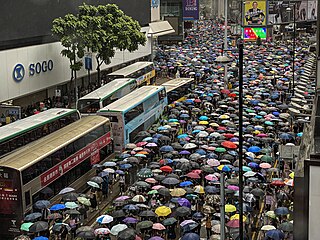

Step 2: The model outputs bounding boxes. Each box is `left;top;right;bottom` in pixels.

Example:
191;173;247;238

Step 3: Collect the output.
77;99;100;114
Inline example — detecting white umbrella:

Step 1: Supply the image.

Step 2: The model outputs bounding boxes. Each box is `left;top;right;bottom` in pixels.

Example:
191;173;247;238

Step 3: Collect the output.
87;181;100;188
183;143;197;149
110;224;128;235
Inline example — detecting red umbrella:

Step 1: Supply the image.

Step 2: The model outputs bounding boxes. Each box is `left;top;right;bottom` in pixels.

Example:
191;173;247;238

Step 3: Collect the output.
160;166;173;173
221;89;230;94
192;169;202;174
221;141;237;149
271;180;285;186
226;219;240;228
194;99;201;103
228;93;237;98
186;172;201;179
136;142;148;147
218;126;227;131
223;133;234;139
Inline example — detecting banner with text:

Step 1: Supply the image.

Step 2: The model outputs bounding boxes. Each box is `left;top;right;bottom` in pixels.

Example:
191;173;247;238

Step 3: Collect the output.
244;0;267;26
182;0;199;21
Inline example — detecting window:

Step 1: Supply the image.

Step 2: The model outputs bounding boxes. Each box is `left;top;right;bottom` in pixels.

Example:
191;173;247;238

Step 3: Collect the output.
158;89;167;100
65;143;74;156
144;94;159;112
0;142;10;156
74;137;86;152
124;103;144;124
25;190;31;207
102;97;112;107
107;116;118;123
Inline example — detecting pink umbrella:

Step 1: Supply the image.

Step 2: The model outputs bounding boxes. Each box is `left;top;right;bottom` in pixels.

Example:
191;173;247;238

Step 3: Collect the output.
145;178;157;184
152;223;166;230
205;174;219;181
180;219;196;227
259;163;272;169
152;185;165;190
207;159;220;167
227;185;239;191
115;196;131;201
256;133;267;138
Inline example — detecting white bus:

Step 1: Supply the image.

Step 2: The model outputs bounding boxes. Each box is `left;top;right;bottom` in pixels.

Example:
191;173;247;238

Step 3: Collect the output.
76;78;137;115
161;78;195;103
98;86;167;154
107;62;156;86
0;108;80;158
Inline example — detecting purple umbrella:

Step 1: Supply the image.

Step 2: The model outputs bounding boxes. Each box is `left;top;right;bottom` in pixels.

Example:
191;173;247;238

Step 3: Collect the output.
179;150;191;155
115;196;131;201
149;237;164;240
178;198;191;208
227;185;240;191
180;219;196;227
123;217;139;224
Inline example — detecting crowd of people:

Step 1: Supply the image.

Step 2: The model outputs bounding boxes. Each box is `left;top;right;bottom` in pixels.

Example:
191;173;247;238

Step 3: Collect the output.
14;20;315;240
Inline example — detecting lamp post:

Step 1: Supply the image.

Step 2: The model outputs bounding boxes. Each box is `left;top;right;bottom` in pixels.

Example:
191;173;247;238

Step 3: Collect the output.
220;171;226;240
286;4;296;96
223;0;228;89
215;55;231;89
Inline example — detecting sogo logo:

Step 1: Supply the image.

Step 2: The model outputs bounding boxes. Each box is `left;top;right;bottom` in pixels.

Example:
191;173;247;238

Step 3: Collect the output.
12;60;54;81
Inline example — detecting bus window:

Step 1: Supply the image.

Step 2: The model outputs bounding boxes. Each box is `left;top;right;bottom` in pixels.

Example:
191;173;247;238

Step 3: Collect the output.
49;149;65;166
158;89;167;100
107;116;118;123
90;125;105;139
65;143;75;156
24;190;31;208
74;137;86;152
77;99;100;114
124;103;144;124
0;142;10;156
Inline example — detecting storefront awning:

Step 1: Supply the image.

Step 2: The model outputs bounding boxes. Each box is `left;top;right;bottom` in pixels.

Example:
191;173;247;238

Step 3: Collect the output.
148;21;175;37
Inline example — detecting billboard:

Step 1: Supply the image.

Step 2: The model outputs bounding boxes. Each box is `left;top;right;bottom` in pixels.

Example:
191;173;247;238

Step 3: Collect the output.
244;1;267;26
182;0;199;21
243;27;267;40
268;0;317;24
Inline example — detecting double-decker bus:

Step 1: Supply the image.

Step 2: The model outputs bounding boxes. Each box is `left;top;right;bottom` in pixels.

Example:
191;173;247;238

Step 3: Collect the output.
0;108;80;158
98;86;167;154
0;116;112;238
76;78;137;116
161;78;195;103
106;62;156;86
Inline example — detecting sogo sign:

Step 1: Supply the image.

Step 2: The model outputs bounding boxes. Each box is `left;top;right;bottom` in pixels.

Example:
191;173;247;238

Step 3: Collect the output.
12;59;54;82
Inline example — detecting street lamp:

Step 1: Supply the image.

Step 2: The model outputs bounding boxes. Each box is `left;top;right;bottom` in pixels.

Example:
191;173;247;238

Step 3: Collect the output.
215;55;231;89
286;4;296;96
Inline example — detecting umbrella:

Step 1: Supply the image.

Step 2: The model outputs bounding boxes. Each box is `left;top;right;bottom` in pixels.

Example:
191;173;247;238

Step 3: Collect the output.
181;233;200;240
226;219;240;228
132;195;146;202
137;168;153;178
123;217;139;224
33;200;50;209
265;229;285;240
155;206;172;216
33;237;48;240
110;224;128;236
140;210;157;218
58;187;75;195
20;222;33;231
96;215;114;224
87;181;100;188
225;204;237;213
47;213;62;220
274;207;290;216
65;201;78;209
52;223;71;232
152;223;166;230
118;228;136;240
50;204;66;211
14;236;31;240
279;221;293;232
137;220;153;230
94;228;111;235
24;212;42;222
29;221;49;233
171;188;187;197
162;177;180;185
175;206;191;217
162;217;178;226
261;225;276;231
62;192;79;202
77;196;91;206
112;210;126;218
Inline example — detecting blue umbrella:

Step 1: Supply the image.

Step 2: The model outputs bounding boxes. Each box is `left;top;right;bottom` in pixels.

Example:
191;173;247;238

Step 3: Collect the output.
123;204;140;211
178;134;189;139
160;145;174;152
195;149;206;155
50;204;66;211
199;116;208;121
168;119;179;122
242;166;252;172
180;181;193;187
248;146;261;153
103;162;117;167
119;164;132;169
279;133;293;140
205;186;218;194
178;198;191;207
180;114;190;118
248;162;259;168
274;207;290;215
33;237;49;240
185;99;194;104
143;137;153;141
120;153;131;159
181;233;200;240
192;130;201;134
266;229;285;240
297;132;303;137
158;126;168;131
192;212;204;220
153;134;164;139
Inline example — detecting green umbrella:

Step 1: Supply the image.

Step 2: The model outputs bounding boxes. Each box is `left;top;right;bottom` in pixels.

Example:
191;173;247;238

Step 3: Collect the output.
77;197;91;206
20;222;33;231
279;221;293;232
260;148;271;154
264;121;274;126
136;220;153;230
65;201;79;209
137;168;153;178
215;147;226;153
162;217;178;226
246;109;255;113
261;155;273;162
148;190;158;195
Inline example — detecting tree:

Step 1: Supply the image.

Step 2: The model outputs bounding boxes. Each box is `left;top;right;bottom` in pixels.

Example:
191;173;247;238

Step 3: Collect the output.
52;14;85;102
78;3;147;84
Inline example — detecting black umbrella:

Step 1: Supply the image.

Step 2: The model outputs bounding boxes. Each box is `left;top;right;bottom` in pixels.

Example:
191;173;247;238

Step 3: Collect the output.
139;210;157;218
137;220;153;230
24;212;42;222
118;228;136;240
154;175;166;181
176;162;192;172
175;206;191;217
171;142;183;150
162;217;178;226
162;177;180;185
136;131;151;138
33;200;51;209
135;181;150;188
166;173;180;179
112;210;126;218
62;192;79;202
158;188;171;196
250;188;265;197
29;221;49;233
90;176;103;184
65;209;81;215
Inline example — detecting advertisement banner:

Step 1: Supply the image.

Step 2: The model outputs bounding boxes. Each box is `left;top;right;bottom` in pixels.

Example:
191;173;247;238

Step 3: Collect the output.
307;0;317;20
244;0;267;26
296;1;308;21
268;1;296;24
182;0;199;21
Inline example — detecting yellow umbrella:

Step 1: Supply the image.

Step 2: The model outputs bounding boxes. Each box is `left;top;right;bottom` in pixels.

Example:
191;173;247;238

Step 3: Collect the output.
194;185;205;194
225;204;236;213
265;211;276;219
261;225;276;231
209;123;219;127
231;214;247;222
170;188;186;197
289;172;294;178
219;115;230;119
199;121;209;125
252;130;261;135
155;206;172;217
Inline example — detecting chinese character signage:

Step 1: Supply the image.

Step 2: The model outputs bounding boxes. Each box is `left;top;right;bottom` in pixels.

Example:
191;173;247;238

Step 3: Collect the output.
244;1;266;26
182;0;199;21
40;132;111;187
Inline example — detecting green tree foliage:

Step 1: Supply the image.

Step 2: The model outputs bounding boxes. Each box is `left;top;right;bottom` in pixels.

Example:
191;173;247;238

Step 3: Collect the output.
52;3;147;92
